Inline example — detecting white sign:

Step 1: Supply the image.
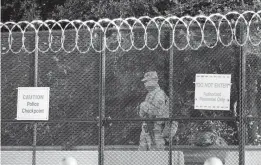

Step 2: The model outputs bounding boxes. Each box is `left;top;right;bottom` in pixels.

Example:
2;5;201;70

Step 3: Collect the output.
17;87;50;120
194;74;231;110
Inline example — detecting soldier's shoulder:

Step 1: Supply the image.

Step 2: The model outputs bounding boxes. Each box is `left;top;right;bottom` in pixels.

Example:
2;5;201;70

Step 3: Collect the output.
153;88;167;100
155;88;166;96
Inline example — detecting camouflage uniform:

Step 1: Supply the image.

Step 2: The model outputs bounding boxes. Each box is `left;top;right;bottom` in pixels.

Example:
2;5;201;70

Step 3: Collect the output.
138;87;170;151
138;71;178;151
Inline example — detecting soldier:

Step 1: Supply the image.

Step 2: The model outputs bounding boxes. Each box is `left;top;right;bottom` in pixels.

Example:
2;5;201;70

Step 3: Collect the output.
138;71;178;151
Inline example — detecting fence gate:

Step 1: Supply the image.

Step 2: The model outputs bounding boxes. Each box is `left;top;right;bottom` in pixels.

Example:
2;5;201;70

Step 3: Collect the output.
1;11;261;165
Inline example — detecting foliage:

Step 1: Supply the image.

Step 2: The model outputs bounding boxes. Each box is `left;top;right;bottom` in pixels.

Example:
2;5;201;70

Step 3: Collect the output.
193;131;228;147
1;0;41;21
50;0;261;20
2;0;261;22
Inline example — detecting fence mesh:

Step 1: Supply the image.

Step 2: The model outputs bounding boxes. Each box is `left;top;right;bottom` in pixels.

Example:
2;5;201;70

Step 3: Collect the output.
1;11;261;165
243;42;261;165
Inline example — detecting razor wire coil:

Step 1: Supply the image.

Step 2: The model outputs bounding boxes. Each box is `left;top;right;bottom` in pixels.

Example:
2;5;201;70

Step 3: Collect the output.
1;10;261;54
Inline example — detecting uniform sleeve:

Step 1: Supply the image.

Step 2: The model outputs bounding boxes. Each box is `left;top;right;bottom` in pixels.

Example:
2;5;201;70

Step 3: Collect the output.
139;102;149;118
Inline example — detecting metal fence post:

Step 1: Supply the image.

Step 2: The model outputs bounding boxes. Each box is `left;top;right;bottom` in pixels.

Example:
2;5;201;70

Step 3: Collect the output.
169;31;174;165
238;24;246;165
98;30;105;165
32;31;39;165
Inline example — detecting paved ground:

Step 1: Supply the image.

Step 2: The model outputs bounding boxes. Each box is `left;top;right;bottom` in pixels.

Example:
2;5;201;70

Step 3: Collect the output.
1;151;184;165
1;150;261;165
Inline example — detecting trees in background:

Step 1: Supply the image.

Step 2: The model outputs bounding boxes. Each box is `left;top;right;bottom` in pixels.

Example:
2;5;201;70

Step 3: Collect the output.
2;0;261;22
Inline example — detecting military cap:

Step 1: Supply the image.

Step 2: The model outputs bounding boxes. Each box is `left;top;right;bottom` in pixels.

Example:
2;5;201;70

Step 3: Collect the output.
141;71;159;82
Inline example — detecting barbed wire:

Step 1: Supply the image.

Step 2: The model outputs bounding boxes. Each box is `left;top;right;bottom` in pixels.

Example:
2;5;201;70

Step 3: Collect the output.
0;10;261;54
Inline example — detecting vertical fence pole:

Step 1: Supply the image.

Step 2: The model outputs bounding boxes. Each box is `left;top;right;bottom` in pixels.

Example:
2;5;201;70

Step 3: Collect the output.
32;122;37;165
169;32;174;165
98;30;105;165
238;24;246;165
32;32;39;165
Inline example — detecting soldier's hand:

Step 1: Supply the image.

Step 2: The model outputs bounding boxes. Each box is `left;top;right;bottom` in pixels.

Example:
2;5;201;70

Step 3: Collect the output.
143;124;149;133
136;105;140;116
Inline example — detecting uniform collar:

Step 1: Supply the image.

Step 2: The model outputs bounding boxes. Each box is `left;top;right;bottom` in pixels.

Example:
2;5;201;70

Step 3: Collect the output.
148;86;161;94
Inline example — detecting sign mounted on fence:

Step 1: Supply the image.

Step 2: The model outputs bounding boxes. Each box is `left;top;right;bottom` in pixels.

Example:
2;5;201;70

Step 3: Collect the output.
17;87;50;120
194;74;231;111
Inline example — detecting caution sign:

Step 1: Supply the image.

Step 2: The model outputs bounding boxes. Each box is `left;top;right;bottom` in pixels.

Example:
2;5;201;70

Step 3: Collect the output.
194;74;231;110
17;87;50;120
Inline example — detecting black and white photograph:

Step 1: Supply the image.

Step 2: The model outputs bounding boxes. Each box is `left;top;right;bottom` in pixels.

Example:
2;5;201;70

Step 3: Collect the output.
1;0;261;165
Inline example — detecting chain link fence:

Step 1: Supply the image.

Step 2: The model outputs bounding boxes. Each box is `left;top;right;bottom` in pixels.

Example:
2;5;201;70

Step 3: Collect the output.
1;12;261;165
